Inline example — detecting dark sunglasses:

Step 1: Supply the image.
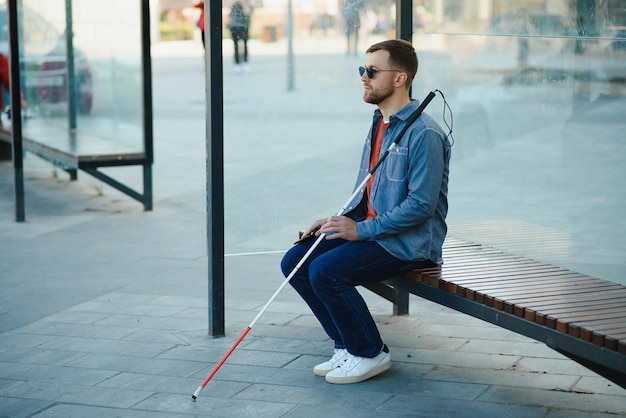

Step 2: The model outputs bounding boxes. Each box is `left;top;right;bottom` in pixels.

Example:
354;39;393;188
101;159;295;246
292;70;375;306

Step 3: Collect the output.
359;66;401;79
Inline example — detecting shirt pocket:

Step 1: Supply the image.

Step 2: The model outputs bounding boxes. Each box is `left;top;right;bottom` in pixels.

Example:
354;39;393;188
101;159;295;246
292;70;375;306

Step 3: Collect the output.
384;146;408;182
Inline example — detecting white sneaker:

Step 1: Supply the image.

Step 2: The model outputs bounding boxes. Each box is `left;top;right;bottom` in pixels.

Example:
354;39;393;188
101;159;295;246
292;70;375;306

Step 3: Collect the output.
234;64;242;74
313;348;348;376
325;345;391;384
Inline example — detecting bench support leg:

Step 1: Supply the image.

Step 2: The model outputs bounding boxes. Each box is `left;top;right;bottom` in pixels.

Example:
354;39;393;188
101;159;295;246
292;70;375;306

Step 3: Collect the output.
65;169;78;180
0;141;11;160
363;280;410;316
82;166;153;211
143;164;153;211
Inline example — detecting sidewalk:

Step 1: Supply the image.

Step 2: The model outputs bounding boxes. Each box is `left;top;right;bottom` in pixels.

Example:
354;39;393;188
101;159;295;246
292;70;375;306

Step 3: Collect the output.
1;39;625;417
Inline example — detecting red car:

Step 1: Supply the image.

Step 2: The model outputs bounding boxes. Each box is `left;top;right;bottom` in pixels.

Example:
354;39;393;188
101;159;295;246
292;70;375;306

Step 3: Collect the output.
0;4;94;115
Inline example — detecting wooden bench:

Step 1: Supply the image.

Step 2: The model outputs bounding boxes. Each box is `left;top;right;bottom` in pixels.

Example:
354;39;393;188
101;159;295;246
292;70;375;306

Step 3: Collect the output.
0;117;153;219
364;237;626;389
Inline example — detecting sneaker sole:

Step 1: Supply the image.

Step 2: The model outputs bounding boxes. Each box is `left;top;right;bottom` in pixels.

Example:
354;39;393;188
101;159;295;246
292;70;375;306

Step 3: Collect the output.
325;359;392;384
313;368;332;377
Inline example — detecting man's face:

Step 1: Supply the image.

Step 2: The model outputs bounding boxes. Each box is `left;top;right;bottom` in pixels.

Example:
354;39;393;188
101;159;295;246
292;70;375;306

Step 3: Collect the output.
361;50;397;105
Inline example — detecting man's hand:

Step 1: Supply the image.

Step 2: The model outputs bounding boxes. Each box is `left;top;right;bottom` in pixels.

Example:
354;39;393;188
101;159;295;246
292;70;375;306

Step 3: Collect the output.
300;219;325;239
319;215;359;241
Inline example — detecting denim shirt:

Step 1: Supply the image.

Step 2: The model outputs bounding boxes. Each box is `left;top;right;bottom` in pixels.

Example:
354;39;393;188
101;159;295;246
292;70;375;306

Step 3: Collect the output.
345;99;451;264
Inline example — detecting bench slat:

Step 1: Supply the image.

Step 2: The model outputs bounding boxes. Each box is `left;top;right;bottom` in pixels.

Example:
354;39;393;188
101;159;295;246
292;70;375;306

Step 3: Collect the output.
467;277;602;297
479;278;620;298
490;277;616;308
471;276;591;304
446;271;582;299
449;271;587;289
572;318;626;340
548;306;626;328
428;265;567;281
421;267;571;290
525;299;626;323
490;287;626;307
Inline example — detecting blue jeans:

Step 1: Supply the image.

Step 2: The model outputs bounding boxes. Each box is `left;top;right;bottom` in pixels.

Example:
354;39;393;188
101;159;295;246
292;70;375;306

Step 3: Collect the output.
281;237;435;358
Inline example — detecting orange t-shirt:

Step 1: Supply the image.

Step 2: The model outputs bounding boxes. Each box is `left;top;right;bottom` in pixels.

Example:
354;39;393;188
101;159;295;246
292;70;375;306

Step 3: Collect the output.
365;119;388;220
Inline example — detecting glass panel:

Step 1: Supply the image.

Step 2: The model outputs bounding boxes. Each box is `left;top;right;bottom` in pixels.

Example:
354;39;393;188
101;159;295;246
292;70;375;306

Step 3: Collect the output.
223;0;626;286
413;0;626;284
223;0;396;255
16;0;144;156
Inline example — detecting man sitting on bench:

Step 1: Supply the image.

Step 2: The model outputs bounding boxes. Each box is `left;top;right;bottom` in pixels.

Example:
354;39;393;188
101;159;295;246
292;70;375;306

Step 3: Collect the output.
280;39;451;384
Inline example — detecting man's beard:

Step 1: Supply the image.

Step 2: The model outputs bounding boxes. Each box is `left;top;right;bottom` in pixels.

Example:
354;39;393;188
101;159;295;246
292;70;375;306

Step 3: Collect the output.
363;85;394;105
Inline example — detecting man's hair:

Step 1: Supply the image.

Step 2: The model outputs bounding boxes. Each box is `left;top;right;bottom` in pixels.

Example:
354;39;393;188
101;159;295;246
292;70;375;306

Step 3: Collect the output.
366;39;418;88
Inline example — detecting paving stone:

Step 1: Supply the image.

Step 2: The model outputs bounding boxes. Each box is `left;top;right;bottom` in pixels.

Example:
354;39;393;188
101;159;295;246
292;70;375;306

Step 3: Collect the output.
234;383;394;410
132;392;296;418
479;386;626;415
544;409;625;418
213;346;302;368
392;346;520;369
67;300;190;317
0;346;83;366
379;394;548;417
282;405;415;418
98;372;250;399
516;356;599;377
0;381;154;409
382;333;468;351
458;338;562;357
0;361;117;386
13;320;139;340
572;376;626;396
29;404;193;418
121;328;196;345
422;365;580;391
66;353;203;377
413;322;537;343
36;335;175;357
328;366;490;402
38;310;111;324
93;314;206;332
0;396;55;418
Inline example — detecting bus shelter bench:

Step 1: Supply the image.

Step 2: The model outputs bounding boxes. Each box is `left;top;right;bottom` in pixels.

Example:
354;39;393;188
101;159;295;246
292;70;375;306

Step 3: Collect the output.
363;237;626;390
0;119;152;213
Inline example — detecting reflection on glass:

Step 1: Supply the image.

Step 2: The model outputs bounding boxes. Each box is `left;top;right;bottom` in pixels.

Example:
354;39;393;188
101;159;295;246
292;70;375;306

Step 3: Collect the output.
409;0;626;284
222;1;624;285
15;0;144;156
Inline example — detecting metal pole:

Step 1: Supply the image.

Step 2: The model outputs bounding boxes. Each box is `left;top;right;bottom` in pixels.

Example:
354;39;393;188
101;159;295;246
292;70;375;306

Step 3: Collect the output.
206;0;225;337
287;0;294;91
7;0;24;222
397;0;413;97
396;0;413;42
65;0;77;131
141;0;153;211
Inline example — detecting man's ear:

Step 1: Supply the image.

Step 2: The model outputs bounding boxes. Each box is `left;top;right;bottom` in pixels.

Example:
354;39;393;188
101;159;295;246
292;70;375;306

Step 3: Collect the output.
395;72;408;88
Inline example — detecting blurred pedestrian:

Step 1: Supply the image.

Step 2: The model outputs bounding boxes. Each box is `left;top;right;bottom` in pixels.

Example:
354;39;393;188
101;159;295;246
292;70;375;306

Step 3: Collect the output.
227;0;253;73
193;1;205;50
341;0;365;56
0;53;27;123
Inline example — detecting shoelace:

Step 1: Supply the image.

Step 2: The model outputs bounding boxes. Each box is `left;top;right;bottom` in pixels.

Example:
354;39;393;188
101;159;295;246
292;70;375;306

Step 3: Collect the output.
330;349;347;365
338;353;362;371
